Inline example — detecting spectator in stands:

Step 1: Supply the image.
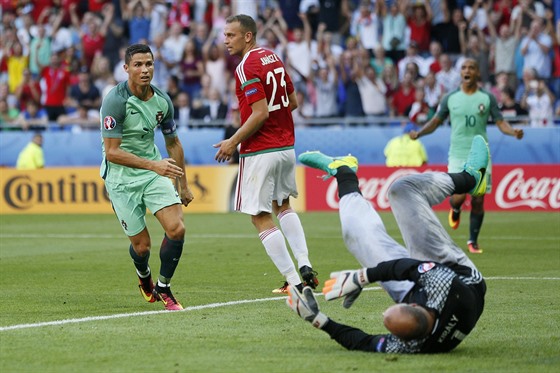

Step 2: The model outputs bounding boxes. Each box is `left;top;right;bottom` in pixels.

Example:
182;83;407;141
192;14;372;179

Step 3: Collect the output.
424;40;443;74
521;79;556;127
292;90;314;127
405;61;423;83
222;106;240;164
102;3;126;70
202;30;228;97
122;0;152;45
510;0;546;33
391;71;416;117
499;86;528;122
6;41;28;94
431;6;464;56
520;17;553;80
370;45;394;77
407;0;432;54
423;71;444;110
68;67;101;112
174;91;191;130
16;100;48;131
313;56;339;120
180;39;204;100
380;1;407;64
191;87;228;123
28;24;52;79
490;72;510;105
36;53;71;121
374;70;392;114
384;122;428;167
14;68;41;112
464;0;488;32
408;87;434;126
150;33;174;90
397;41;426;81
486;3;522;90
515;67;538;103
70;3;112;69
286;13;314;88
56;103;100;130
163;22;189;79
113;47;129;83
350;0;381;54
16;132;44;170
435;54;460;93
550;19;560;103
90;54;116;94
355;59;387;118
0;98;20;129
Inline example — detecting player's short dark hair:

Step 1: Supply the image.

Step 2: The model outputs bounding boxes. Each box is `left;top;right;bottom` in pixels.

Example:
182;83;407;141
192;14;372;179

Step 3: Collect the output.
226;14;257;39
125;44;153;65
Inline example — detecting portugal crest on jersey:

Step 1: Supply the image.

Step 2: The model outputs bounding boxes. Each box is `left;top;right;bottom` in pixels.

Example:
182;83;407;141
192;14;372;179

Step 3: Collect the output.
478;103;485;114
156;111;164;125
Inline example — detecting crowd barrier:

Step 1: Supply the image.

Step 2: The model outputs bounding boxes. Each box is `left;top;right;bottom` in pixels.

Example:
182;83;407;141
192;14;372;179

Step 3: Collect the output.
1;126;559;167
0;164;557;215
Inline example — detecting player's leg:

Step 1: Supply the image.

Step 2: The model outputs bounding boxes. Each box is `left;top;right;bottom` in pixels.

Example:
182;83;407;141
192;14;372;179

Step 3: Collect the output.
147;177;186;311
298;151;414;302
273;149;318;289
448;193;466;230
467;195;485;253
388;172;478;270
106;181;156;303
237;153;301;293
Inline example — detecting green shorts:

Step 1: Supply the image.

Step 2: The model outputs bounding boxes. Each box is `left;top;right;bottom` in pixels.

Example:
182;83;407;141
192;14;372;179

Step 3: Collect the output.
106;175;180;236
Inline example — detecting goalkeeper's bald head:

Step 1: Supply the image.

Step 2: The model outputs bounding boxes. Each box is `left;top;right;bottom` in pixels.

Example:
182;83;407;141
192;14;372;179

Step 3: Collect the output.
383;304;435;341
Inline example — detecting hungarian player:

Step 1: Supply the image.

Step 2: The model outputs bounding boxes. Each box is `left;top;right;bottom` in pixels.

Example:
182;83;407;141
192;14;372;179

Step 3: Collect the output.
214;14;318;293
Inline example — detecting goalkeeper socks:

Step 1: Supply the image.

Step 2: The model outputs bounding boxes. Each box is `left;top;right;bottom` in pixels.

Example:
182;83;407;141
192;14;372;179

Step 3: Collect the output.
469;212;484;243
129;244;150;276
259;227;301;286
277;209;311;269
448;171;476;195
159;234;184;280
335;166;361;198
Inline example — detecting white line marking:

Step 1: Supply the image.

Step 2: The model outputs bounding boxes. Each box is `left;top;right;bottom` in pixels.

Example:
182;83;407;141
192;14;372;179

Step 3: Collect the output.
2;277;559;332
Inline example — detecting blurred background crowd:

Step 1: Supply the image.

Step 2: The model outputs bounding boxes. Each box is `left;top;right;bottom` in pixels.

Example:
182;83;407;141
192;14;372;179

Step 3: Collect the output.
0;0;559;132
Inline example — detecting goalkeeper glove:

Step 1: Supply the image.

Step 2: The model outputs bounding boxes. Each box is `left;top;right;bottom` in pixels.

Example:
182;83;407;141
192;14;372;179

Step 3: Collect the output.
286;286;328;328
322;268;369;308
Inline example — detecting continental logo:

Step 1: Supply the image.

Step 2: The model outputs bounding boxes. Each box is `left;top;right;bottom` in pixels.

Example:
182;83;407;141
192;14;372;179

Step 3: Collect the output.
1;171;110;211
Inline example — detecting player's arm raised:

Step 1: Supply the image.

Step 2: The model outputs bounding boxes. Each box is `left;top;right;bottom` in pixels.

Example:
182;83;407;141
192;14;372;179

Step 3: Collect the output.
409;115;444;140
214;98;269;163
104;137;184;178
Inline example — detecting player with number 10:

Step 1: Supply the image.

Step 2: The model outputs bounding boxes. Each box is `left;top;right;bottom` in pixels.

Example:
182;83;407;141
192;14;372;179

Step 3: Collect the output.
214;14;318;294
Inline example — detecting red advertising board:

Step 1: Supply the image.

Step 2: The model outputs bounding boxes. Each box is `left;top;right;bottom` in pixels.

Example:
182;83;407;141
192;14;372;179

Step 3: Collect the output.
304;165;560;211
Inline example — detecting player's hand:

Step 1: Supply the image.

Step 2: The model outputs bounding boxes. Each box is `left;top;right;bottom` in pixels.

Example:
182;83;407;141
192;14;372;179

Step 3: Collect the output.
180;185;194;207
514;128;524;140
286;286;328;328
213;139;237;163
409;130;419;140
153;158;184;178
323;269;369;309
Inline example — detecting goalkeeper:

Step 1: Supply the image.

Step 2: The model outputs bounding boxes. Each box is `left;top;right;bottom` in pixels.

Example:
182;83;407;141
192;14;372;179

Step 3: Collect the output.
287;137;488;353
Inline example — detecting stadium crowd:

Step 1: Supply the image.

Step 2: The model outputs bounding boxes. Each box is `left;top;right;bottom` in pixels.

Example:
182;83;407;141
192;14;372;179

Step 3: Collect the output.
0;0;558;132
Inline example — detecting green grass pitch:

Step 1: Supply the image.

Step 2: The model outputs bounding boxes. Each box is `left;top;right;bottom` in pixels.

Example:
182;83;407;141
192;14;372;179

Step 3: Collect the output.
0;211;559;372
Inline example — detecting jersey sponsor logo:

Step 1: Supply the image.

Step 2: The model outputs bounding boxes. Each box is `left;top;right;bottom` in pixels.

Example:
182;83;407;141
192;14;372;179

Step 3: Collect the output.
103;116;116;130
245;87;258;97
418;262;435;273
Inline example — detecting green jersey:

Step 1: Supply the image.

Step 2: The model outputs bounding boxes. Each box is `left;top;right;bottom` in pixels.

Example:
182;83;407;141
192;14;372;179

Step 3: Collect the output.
100;81;177;184
436;88;502;162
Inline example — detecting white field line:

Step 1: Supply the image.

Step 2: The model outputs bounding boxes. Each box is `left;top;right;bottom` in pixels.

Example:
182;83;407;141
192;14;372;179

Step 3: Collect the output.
0;233;558;241
2;277;559;332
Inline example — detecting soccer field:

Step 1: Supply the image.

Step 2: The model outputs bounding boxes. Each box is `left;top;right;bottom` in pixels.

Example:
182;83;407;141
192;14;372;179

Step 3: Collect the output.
0;211;559;372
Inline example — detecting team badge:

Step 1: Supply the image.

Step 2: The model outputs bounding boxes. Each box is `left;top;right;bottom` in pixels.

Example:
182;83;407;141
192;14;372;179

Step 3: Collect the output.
478;103;485;114
418;262;435;273
156;111;164;125
103;116;116;130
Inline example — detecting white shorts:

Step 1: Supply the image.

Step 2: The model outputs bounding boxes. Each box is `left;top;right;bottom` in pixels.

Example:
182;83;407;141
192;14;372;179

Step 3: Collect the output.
235;149;298;215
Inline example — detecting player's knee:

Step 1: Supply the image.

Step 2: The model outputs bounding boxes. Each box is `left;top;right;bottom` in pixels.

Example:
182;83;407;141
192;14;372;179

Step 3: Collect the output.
166;222;185;241
388;177;408;200
132;242;151;256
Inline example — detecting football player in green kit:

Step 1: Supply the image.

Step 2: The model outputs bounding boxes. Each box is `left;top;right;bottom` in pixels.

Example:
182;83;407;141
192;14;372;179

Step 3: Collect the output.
410;59;523;254
100;44;194;310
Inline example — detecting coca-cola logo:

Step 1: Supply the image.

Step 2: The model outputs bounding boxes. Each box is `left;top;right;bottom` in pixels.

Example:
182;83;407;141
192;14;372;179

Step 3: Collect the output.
495;168;560;209
325;169;434;209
